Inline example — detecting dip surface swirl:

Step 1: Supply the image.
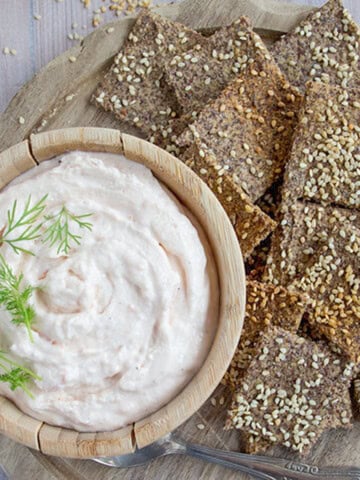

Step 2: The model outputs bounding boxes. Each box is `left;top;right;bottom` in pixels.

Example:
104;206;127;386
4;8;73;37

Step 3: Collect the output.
0;152;218;431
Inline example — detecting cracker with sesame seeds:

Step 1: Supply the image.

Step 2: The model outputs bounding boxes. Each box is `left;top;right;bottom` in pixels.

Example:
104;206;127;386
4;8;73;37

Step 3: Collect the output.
93;10;207;136
224;281;306;390
282;81;360;210
226;326;354;456
181;142;276;258
165;16;280;116
176;53;303;201
270;0;360;93
265;201;360;361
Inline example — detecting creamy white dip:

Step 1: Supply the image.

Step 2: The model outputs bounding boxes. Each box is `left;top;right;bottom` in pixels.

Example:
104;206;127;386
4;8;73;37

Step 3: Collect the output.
0;152;218;431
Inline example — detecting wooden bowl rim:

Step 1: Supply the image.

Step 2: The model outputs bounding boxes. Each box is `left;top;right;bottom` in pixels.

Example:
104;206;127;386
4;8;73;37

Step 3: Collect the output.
0;127;245;458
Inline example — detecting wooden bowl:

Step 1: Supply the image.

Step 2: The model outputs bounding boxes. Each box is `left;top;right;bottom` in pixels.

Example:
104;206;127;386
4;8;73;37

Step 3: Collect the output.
0;127;245;458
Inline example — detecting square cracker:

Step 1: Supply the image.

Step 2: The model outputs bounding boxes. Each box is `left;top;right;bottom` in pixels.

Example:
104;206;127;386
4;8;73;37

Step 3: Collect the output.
181;142;276;259
176;53;303;201
282;81;360;210
224;281;306;390
93;10;206;137
226;326;354;456
265;201;360;361
165;16;268;115
270;0;360;93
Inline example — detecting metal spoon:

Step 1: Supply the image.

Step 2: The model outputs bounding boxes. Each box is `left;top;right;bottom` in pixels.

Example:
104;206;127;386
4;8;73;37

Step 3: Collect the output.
93;434;360;479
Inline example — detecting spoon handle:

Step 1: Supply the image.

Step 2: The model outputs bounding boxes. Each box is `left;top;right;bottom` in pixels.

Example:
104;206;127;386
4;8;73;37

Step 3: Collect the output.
184;442;360;480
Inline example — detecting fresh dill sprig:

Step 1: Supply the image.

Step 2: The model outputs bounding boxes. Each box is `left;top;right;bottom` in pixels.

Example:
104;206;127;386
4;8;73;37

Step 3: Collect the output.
0;194;48;255
0;255;36;342
0;351;41;398
42;207;93;255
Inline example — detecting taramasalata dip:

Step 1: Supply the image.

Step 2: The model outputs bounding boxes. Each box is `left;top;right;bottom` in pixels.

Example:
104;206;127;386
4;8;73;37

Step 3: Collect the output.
0;151;218;432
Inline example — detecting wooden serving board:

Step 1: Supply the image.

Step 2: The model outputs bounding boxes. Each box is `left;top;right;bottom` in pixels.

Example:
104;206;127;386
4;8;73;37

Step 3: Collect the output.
0;1;359;479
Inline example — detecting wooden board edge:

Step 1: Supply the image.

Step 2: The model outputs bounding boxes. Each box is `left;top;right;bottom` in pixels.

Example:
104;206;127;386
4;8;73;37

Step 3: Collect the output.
0;397;43;450
121;133;246;448
37;424;135;459
0;140;37;188
29;127;123;162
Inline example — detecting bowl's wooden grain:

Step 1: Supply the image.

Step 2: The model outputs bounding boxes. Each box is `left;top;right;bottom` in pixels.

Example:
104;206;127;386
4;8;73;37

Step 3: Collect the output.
0;127;246;458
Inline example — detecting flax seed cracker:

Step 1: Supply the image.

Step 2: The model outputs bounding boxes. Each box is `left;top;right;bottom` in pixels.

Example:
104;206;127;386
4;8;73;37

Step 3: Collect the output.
224;281;306;390
265;201;360;361
182;142;276;258
283;81;360;210
226;326;354;455
176;54;303;201
270;0;360;93
165;17;256;114
93;10;206;136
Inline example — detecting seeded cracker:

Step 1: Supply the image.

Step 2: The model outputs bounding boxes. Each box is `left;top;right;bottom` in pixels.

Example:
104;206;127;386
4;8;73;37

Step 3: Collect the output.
270;0;360;93
182;143;276;258
176;53;303;201
165;17;257;114
226;326;354;455
282;81;360;210
265;201;360;361
224;281;306;390
93;10;206;136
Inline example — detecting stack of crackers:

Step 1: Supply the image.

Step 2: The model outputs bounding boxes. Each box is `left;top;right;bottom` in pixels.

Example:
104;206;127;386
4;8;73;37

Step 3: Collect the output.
94;0;360;457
